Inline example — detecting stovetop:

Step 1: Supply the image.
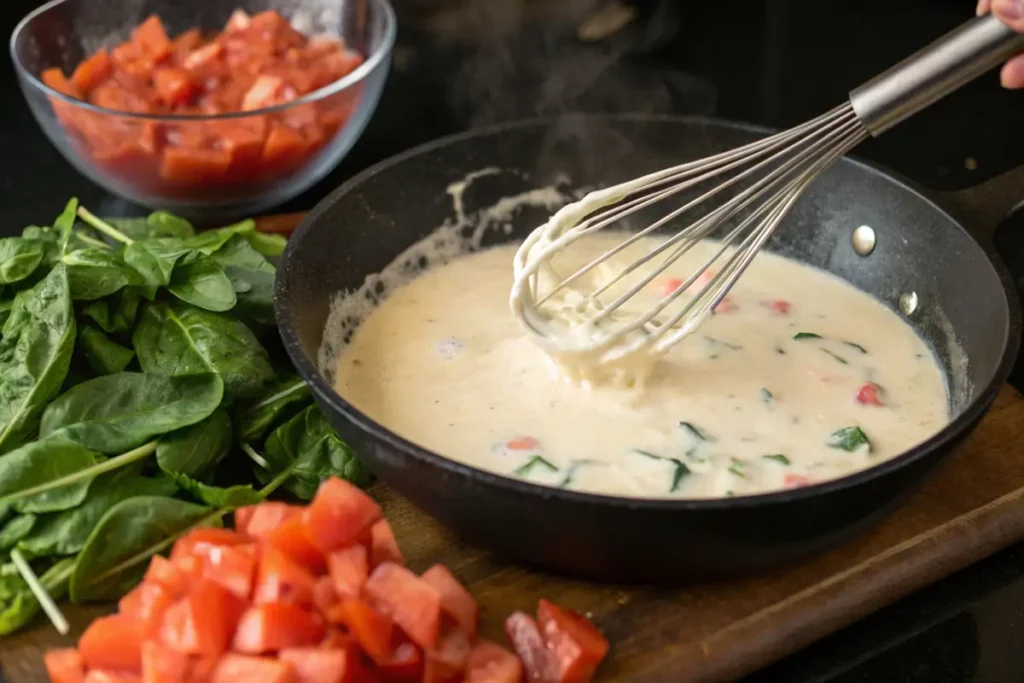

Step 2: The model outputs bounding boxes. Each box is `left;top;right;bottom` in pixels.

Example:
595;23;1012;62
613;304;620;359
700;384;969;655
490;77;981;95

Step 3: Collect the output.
1;1;1023;681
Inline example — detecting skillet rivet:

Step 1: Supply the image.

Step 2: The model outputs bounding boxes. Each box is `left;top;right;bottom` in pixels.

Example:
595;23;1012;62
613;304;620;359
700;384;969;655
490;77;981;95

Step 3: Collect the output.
852;225;876;256
900;291;919;316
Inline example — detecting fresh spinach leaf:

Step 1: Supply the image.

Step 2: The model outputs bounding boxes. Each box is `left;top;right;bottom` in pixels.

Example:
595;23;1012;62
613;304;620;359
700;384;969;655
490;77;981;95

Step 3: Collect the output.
157;409;232;482
827;426;872;453
53;198;78;256
70;496;217;602
183;220;257;255
0;558;74;635
209;236;275;325
132;302;273;401
17;468;177;558
40;372;224;454
233;375;311;444
167;255;237;312
0;515;35;552
123;239;191;287
259;405;369;499
0;300;13;329
79;326;134;375
63;248;142;300
246;231;287;258
82;288;141;334
175;480;263;508
0;437;100;513
0;264;76;454
104;212;195;242
0;239;44;285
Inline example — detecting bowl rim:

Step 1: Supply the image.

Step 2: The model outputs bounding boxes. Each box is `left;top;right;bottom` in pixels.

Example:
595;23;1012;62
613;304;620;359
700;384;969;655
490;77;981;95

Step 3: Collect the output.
9;0;398;122
275;112;1021;513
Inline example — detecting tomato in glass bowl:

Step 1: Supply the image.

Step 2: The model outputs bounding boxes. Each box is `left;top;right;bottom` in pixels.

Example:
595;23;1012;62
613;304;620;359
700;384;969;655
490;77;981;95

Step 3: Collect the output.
11;0;396;217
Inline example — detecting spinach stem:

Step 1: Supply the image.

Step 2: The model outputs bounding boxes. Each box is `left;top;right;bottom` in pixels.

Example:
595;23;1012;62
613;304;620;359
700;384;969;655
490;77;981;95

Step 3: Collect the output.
76;207;133;245
73;232;112;250
241;442;270;469
10;549;68;635
258;463;297;497
238;379;307;418
0;441;156;507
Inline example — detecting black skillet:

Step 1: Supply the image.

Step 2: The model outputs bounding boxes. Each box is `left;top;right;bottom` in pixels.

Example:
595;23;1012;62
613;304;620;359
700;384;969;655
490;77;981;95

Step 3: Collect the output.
275;113;1024;582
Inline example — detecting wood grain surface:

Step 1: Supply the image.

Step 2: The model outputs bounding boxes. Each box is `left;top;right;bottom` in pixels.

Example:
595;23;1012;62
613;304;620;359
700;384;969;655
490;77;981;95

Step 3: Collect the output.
6;386;1024;682
6;214;1024;682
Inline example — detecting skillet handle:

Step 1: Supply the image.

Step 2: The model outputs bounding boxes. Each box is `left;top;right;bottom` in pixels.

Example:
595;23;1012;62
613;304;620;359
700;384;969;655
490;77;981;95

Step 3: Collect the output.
940;165;1024;242
850;14;1024;136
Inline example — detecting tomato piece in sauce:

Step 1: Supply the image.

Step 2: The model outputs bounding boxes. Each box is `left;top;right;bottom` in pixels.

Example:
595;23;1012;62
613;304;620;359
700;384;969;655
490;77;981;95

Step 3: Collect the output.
856;381;885;406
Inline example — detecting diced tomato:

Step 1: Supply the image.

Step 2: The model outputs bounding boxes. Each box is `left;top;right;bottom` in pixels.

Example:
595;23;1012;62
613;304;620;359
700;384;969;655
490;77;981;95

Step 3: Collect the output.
279;648;349;683
313;576;341;614
171;528;248;561
141;640;191;683
784;473;815;488
232;603;327;654
182;42;224;71
254;544;317;605
261;124;307;169
153;67;196;106
369;520;404;567
160;146;233;183
208;654;294;683
505;437;540;452
158;579;244;657
201;544;257;600
133;16;172;63
172;28;204;59
505;612;557;683
761;299;791;314
713;298;737;314
234;505;257;536
423;624;472;683
241;74;286;110
364;563;443;649
376;640;423;682
225;9;252;32
83;672;142;683
464;639;523;683
265;514;326;572
42;68;82;98
119;581;175;635
329;598;395;663
242;502;301;541
79;615;145;673
44;648;85;683
328;544;369;598
856;382;885;406
657;277;685;298
187;657;218;683
420;565;478;634
536;600;609;683
304;478;382;554
71;48;114;94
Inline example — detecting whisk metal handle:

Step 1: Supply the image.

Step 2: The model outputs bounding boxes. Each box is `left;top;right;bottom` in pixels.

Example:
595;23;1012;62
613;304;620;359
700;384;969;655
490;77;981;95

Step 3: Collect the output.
850;14;1024;136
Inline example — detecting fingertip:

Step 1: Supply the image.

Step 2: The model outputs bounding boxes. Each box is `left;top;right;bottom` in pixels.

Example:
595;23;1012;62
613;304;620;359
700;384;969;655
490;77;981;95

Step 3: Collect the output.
978;0;991;15
1000;57;1024;88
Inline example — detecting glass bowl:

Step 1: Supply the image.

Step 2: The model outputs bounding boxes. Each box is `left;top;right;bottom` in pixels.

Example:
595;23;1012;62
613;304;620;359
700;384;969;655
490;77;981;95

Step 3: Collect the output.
11;0;396;218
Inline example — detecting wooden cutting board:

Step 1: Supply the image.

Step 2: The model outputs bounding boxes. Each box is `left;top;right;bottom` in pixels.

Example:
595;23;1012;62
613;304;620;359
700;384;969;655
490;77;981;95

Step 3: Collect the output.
5;213;1024;682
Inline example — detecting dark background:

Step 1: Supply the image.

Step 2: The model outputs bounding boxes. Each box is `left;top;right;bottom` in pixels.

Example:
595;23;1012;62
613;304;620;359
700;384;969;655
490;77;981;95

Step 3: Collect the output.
1;0;1023;680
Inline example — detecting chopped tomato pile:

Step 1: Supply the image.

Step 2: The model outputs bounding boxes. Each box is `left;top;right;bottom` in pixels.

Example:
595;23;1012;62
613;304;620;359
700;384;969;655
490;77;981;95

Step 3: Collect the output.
44;477;609;683
40;11;364;200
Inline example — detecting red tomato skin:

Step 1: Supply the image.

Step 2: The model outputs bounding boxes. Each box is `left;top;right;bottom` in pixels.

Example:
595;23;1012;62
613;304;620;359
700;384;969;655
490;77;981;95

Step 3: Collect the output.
329;597;395;664
536;600;609;683
119;581;175;635
423;623;472;683
368;520;404;567
141;639;190;683
143;555;192;598
856;382;885;406
265;515;327;573
761;299;792;314
420;564;479;635
158;579;244;658
83;672;142;683
44;648;86;683
245;502;301;541
303;478;382;553
201;544;257;600
375;640;423;682
279;647;349;683
363;562;443;649
464;639;524;683
327;544;369;598
170;528;247;562
208;654;295;683
79;615;145;673
254;544;317;606
232;603;327;654
233;506;257;536
505;611;558;683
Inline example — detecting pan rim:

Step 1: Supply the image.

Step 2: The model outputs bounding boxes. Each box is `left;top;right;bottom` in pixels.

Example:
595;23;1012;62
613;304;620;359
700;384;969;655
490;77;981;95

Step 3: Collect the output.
275;112;1021;512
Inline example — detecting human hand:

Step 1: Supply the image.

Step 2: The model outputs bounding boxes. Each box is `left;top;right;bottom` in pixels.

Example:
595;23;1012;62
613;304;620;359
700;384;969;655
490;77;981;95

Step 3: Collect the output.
977;0;1024;88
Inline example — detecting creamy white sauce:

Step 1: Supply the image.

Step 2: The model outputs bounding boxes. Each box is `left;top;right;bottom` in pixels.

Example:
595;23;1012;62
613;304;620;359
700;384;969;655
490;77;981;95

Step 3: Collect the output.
333;233;949;499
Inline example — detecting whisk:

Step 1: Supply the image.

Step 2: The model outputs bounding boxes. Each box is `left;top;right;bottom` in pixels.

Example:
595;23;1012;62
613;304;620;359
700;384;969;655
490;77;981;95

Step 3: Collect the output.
510;14;1024;383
